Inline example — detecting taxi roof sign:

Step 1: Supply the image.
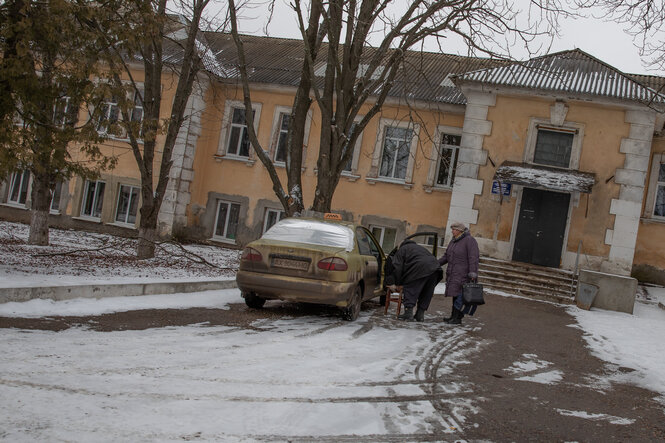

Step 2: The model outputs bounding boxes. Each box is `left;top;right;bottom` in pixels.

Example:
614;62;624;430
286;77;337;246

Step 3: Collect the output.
323;212;342;220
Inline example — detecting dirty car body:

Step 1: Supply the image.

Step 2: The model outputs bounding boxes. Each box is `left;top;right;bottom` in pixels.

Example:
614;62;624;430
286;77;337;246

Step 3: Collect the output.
236;217;385;320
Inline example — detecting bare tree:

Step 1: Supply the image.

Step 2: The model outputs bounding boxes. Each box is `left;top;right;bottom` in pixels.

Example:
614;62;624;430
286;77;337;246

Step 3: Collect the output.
227;0;565;214
577;0;665;71
91;0;226;259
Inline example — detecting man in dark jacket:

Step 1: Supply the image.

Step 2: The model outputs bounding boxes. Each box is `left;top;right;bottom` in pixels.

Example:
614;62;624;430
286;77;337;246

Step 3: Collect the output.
438;221;480;325
388;239;443;322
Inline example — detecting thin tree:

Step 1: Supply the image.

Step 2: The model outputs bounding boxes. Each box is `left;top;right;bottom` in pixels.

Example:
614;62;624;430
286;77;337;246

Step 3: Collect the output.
91;0;224;259
0;0;117;246
227;0;566;215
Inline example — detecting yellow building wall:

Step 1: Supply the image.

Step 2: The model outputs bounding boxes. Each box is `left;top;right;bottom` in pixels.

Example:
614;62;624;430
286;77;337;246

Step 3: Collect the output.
475;94;629;259
187;84;465;244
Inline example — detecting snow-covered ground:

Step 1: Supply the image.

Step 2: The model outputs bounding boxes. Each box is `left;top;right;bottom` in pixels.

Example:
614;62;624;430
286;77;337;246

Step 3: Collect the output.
1;220;665;440
0;220;239;287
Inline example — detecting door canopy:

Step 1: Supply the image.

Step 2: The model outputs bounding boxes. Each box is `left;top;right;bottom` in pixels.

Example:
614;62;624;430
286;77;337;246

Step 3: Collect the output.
493;161;596;193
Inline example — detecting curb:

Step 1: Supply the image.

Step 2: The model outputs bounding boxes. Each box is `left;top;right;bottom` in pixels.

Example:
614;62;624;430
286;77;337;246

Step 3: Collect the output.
0;279;238;304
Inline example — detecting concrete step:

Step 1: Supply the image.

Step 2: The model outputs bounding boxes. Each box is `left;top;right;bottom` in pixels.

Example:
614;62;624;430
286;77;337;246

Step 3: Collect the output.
478;256;577;304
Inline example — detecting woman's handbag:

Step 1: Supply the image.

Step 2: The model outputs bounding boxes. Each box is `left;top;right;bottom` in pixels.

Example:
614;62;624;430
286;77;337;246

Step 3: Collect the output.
462;282;485;305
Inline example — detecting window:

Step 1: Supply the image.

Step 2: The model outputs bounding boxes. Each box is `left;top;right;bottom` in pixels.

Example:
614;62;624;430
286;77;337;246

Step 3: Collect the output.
379;126;414;180
81;180;105;219
533;129;574;168
263;208;285;234
50;181;63;212
97;87;144;139
370;225;397;253
654;163;665;218
53;96;78;127
115;184;139;225
214;200;240;241
227;107;253;157
435;133;461;187
8;170;30;206
273;113;290;163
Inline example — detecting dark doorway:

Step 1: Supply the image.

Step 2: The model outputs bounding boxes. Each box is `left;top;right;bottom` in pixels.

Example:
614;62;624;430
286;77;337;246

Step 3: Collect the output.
512;188;570;268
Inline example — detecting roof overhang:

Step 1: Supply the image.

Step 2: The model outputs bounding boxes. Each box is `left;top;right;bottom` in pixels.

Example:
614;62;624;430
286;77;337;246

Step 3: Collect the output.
493;161;596;193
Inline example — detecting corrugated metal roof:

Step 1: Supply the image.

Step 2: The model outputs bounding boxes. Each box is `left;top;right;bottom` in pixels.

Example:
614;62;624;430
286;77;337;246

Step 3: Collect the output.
455;49;665;106
202;33;504;105
197;34;665;108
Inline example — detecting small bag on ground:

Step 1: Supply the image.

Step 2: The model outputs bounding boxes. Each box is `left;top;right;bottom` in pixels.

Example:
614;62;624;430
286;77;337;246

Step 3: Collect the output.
462;282;485;305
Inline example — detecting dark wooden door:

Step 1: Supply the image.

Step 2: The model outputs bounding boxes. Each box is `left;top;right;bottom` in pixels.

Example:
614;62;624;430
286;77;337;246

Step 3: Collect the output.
512;188;570;268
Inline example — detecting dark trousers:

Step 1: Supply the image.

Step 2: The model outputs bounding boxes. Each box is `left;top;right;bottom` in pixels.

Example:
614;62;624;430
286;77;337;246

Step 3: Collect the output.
402;271;440;311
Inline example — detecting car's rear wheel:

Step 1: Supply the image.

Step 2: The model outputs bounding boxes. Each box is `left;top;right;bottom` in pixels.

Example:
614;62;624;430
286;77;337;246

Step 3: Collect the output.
342;286;362;321
244;292;266;309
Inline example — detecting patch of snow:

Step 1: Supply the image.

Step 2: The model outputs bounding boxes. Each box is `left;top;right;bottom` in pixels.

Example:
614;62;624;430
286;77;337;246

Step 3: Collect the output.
556;409;635;425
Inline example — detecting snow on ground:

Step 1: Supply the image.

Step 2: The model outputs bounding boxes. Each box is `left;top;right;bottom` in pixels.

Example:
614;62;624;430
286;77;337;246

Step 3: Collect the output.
2;220;665;439
0;220;239;287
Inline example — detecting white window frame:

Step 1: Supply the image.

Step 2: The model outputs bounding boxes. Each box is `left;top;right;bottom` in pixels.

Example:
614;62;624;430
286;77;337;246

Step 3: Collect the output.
369;225;397;252
80;179;106;220
268;105;313;167
7;170;31;207
262;208;286;234
53;95;77;128
216;100;262;162
341;117;364;178
212;199;241;243
368;118;419;187
523;118;584;170
426;125;462;189
114;184;140;226
50;181;64;213
97;85;144;141
645;153;665;220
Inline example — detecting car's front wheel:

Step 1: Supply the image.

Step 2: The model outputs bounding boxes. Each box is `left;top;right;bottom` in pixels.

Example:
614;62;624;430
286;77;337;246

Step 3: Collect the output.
244;292;266;309
342;286;362;321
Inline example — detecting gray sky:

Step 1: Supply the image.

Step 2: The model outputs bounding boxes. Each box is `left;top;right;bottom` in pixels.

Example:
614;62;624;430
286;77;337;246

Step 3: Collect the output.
233;1;655;76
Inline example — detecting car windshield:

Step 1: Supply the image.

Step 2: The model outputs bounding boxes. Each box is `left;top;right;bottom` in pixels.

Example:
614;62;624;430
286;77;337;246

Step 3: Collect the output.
262;218;355;251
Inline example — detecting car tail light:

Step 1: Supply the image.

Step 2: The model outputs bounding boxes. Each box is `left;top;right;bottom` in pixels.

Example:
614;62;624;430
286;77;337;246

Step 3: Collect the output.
241;247;262;262
317;257;348;271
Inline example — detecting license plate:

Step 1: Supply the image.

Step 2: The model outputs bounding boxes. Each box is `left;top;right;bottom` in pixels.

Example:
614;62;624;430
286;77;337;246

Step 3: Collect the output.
272;258;309;271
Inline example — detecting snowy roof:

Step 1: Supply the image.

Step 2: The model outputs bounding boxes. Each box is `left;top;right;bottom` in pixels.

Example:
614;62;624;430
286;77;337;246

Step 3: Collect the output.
453;49;665;107
494;161;596;193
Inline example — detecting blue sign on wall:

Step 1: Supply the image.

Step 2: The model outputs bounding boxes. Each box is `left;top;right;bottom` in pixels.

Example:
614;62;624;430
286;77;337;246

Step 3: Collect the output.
491;181;512;196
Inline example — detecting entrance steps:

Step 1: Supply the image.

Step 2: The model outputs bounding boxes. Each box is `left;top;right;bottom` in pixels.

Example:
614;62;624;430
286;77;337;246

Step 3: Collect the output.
478;256;577;304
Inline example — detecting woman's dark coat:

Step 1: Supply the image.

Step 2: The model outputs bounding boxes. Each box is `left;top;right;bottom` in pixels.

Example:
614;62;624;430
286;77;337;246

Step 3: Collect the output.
438;230;479;298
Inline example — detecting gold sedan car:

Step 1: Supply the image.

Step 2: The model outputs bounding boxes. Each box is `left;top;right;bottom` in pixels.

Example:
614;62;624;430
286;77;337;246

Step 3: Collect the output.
236;216;386;320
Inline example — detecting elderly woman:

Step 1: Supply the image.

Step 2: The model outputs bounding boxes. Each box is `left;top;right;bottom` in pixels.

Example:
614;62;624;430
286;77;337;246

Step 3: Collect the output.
438;221;480;325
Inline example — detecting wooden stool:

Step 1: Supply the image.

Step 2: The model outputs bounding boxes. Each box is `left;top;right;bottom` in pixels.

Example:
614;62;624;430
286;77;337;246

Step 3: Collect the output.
384;286;403;317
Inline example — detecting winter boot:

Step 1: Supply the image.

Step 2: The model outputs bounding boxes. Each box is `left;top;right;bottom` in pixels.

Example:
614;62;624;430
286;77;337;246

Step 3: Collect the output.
398;306;415;321
448;309;464;325
444;308;459;324
414;308;426;322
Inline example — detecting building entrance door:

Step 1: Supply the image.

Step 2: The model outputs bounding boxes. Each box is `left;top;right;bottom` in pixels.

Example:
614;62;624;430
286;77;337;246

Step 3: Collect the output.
512;188;570;268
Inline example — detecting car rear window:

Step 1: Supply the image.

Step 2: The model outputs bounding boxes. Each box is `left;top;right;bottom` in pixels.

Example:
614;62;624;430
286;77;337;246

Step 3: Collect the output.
262;219;355;251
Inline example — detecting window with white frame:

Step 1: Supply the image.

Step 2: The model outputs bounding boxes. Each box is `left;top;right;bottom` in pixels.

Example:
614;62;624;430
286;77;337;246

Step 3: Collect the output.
50;181;63;213
97;87;144;139
53;96;78;127
226;107;254;157
379;126;414;180
435;133;461;187
653;162;665;218
263;208;285;233
81;180;105;219
213;200;240;241
8;170;31;206
370;225;397;253
273;112;290;163
115;184;139;225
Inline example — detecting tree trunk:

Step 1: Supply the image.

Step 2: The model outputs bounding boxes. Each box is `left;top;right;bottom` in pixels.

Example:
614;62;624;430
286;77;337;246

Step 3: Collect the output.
27;173;51;245
137;225;157;259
